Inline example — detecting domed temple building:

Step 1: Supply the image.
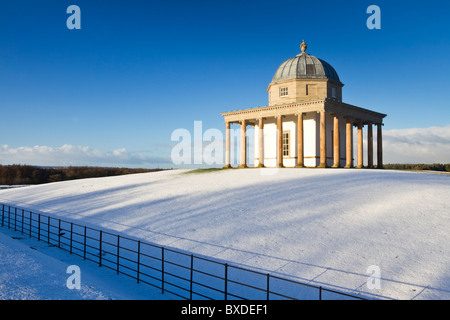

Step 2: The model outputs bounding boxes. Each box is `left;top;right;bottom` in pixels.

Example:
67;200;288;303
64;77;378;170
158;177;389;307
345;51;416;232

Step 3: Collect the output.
221;40;387;168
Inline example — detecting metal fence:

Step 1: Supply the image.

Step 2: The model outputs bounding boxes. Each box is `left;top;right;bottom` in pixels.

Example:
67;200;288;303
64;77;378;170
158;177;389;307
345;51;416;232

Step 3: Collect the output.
0;203;365;300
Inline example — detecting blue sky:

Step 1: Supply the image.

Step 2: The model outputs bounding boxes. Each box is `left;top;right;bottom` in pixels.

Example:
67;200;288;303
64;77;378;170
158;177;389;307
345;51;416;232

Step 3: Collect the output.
1;0;449;167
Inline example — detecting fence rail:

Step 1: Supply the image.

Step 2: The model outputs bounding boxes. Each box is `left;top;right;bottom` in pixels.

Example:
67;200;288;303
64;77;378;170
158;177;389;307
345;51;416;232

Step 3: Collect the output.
0;203;365;300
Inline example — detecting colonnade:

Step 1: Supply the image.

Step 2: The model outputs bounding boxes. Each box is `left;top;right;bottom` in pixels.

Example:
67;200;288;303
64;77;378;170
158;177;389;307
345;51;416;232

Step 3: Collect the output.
224;111;383;169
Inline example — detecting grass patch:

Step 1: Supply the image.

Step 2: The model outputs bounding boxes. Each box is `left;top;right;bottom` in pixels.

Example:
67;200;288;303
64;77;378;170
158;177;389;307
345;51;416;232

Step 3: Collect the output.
181;168;225;175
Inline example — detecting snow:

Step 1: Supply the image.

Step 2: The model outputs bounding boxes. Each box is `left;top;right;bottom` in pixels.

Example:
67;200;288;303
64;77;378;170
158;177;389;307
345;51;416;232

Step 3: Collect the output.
0;226;170;300
0;168;449;300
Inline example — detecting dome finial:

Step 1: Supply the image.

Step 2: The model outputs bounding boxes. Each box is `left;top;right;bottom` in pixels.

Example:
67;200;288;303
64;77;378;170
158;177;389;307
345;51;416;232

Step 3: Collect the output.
300;40;307;53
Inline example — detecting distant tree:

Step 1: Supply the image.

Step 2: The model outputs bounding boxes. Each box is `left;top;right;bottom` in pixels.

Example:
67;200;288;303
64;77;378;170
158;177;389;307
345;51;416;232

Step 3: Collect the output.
383;163;450;172
0;164;166;185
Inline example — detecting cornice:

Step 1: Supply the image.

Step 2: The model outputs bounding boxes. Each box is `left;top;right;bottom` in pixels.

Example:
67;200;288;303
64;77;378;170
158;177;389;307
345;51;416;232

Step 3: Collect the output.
221;98;387;124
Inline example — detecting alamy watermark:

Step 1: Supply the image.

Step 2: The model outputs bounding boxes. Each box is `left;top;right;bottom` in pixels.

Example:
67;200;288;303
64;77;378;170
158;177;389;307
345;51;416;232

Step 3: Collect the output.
170;120;278;170
67;5;81;30
171;121;228;166
366;265;382;290
367;5;381;30
65;5;380;31
66;265;81;290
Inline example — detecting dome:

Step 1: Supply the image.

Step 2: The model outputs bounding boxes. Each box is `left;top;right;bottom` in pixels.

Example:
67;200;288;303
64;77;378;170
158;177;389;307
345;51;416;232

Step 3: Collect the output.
271;41;341;84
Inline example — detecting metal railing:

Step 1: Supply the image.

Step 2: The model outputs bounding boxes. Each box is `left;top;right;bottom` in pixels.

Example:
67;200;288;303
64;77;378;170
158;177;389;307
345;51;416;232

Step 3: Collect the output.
0;203;365;300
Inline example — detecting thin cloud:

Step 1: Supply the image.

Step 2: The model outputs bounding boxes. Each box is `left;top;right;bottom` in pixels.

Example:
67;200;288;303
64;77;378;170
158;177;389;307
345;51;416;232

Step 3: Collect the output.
383;125;450;163
1;125;449;168
0;144;171;168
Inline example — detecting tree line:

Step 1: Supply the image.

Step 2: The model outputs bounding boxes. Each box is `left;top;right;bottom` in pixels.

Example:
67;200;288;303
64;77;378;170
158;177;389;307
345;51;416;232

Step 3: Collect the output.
383;163;450;172
0;164;165;185
1;163;448;186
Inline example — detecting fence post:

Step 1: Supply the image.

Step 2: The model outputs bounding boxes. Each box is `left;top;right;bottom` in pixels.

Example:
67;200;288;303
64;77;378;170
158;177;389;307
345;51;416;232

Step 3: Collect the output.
224;263;228;300
29;211;32;238
1;204;4;227
14;208;17;231
319;286;322;300
83;226;87;260
38;214;41;241
267;273;270;300
47;216;50;244
161;247;165;294
99;230;103;267
116;235;120;275
69;222;73;254
136;240;141;283
21;209;24;234
190;254;194;300
58;219;61;247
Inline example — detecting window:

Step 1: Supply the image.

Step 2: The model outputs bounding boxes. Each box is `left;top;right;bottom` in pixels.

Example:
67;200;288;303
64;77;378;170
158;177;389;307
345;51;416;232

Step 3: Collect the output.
280;87;288;97
282;132;290;157
306;84;316;96
331;87;337;98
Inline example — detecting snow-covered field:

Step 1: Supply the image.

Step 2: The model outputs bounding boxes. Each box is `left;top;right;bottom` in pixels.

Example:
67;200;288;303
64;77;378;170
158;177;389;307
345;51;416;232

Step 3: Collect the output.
0;227;169;300
0;168;449;300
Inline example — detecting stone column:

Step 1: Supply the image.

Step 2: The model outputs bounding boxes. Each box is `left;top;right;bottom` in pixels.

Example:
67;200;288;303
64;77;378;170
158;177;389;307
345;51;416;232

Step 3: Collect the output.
367;122;374;168
296;113;304;167
277;116;284;167
239;119;247;168
377;123;383;169
224;121;231;168
332;114;340;168
345;117;353;168
319;111;327;168
356;120;364;168
258;118;264;167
